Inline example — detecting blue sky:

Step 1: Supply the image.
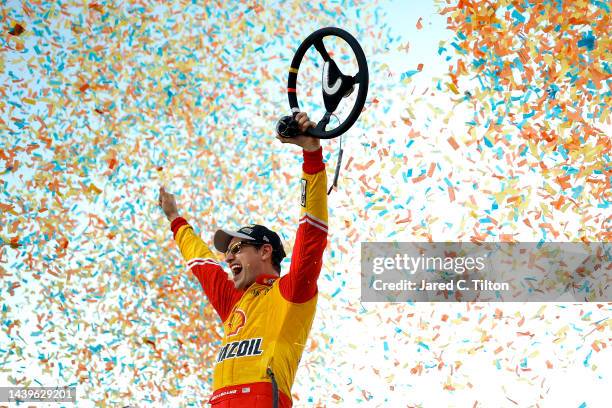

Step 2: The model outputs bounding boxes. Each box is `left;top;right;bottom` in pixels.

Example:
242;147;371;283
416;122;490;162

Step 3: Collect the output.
380;0;453;78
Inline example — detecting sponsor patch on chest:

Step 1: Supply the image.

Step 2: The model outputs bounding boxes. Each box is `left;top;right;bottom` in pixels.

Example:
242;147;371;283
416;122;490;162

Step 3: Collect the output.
216;337;264;363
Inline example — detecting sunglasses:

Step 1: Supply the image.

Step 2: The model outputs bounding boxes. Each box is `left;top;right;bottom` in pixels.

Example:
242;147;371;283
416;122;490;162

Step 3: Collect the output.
226;241;265;256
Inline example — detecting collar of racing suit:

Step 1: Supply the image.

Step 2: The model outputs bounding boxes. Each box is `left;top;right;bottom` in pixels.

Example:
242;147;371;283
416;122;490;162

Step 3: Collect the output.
255;273;279;287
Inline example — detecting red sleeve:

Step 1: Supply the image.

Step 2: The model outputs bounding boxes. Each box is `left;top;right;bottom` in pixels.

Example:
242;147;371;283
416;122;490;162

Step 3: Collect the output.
279;148;328;303
171;217;243;322
191;264;243;322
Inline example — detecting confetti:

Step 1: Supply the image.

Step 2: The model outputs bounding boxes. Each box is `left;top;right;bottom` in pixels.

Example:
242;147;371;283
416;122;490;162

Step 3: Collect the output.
1;1;609;406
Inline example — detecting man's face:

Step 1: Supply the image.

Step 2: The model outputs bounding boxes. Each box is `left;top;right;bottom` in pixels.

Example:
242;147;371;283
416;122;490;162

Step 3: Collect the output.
224;237;269;290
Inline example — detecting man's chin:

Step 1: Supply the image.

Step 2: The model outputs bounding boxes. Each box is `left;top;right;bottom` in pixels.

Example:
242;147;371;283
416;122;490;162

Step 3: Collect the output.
232;276;243;289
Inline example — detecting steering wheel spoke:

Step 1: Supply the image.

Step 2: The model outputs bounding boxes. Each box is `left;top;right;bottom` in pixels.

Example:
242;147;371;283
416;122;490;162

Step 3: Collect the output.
353;71;366;84
313;38;331;62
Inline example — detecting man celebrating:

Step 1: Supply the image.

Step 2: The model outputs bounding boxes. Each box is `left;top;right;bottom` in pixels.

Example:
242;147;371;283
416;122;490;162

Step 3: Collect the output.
159;112;328;408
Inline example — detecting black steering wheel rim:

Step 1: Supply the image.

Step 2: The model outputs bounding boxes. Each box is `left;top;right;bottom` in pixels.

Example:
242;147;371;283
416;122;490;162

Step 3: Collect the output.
287;27;369;139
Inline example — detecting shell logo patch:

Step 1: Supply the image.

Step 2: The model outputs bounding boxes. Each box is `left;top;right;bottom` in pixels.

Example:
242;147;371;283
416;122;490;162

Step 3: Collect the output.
227;309;246;337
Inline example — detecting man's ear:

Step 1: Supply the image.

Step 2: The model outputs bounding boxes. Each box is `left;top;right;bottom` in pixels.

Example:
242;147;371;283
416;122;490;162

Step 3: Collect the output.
260;244;274;261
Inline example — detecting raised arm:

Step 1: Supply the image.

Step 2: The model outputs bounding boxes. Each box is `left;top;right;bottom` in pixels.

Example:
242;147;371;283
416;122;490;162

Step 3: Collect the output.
275;113;328;303
159;188;242;322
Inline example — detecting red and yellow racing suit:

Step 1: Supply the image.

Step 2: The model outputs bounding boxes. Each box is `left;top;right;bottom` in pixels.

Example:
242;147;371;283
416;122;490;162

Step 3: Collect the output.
170;148;328;407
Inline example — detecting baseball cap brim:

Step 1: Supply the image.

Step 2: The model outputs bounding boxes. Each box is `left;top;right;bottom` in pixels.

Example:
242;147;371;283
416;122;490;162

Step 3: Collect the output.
213;229;256;253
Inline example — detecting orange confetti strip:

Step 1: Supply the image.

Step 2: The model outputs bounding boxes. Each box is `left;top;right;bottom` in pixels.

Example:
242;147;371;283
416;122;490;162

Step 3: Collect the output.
448;186;455;202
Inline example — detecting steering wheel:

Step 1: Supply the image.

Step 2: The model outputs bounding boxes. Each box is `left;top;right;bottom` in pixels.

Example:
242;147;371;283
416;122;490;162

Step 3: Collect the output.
276;27;369;139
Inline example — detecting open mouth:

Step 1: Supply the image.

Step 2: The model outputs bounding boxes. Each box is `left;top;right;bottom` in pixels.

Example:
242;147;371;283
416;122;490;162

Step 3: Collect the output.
230;264;243;277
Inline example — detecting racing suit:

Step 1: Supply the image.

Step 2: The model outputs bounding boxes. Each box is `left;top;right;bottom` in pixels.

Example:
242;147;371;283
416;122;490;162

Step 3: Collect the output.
170;148;328;407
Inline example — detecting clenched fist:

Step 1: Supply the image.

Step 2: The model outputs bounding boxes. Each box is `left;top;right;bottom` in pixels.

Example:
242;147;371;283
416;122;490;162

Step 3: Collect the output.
276;112;320;152
158;187;179;222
